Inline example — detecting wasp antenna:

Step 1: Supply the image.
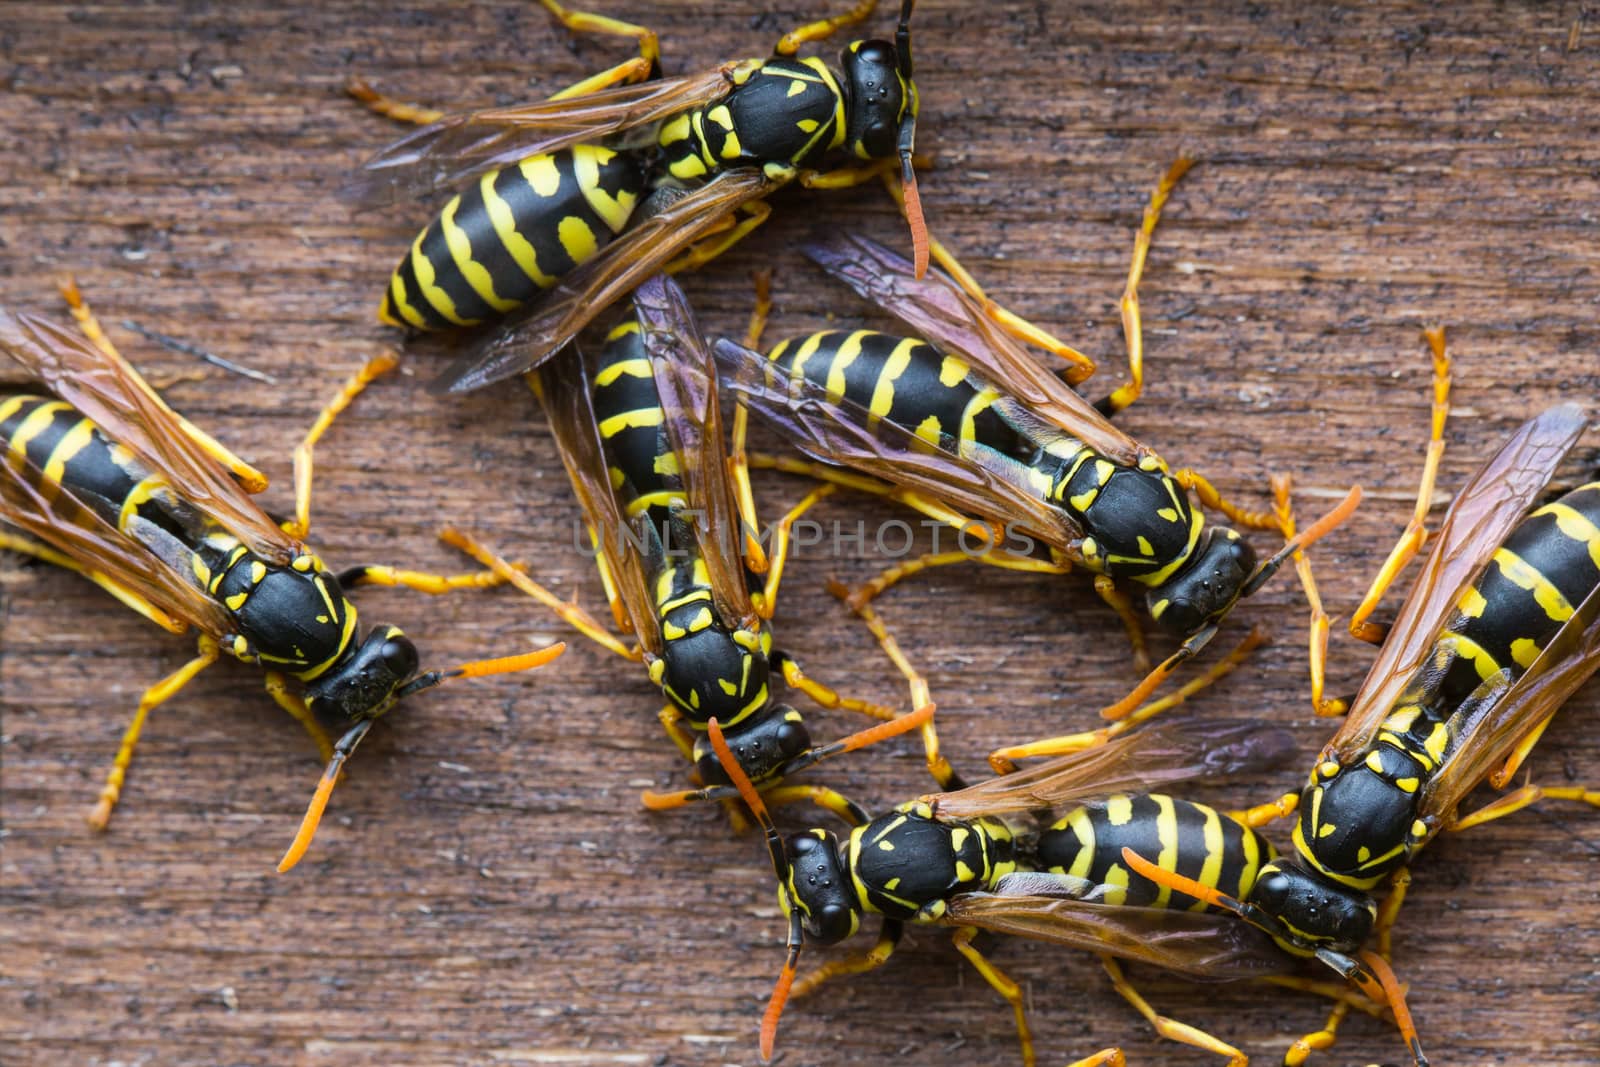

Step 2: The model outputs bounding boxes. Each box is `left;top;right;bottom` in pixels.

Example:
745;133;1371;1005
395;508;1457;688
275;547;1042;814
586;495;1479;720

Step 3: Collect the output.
1119;846;1245;915
1243;485;1362;597
278;719;373;873
761;911;804;1062
394;642;566;700
1357;950;1427;1067
706;718;787;880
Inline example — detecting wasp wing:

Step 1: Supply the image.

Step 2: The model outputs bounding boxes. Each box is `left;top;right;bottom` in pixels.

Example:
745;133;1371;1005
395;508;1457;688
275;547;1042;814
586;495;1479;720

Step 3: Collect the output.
0;429;236;639
0;312;299;565
532;346;663;656
712;335;1083;555
631;274;754;627
925;720;1297;820
433;166;782;394
351;64;742;207
945;878;1293;980
1322;403;1590;764
1422;574;1600;827
801;234;1143;466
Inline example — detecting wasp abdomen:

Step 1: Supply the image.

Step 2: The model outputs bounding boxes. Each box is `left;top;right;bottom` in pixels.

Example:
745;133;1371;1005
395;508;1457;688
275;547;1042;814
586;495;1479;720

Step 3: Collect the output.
1036;793;1275;911
380;145;646;330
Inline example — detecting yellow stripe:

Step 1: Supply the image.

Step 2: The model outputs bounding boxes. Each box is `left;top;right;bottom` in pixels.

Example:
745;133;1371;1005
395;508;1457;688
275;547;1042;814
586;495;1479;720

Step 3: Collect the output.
598;406;665;437
624;488;681;519
866;336;918;421
440;198;517;312
1536;500;1600;571
574;145;637;233
408;222;468;326
1195;805;1224;913
1152;795;1178;909
1140;484;1204;587
0;395;34;426
7;400;70;467
383;272;429;329
823;330;871;402
40;417;96;501
1493;547;1574;623
594;356;652;387
1063;809;1095;880
482;168;558;290
959;388;1003;459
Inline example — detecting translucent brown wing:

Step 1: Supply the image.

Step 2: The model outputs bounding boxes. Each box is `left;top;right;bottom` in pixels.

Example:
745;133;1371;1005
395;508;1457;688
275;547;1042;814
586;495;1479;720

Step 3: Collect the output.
1322;403;1590;764
712;335;1084;555
1421;576;1600;827
631;274;754;627
434;166;782;394
532;347;662;657
0;312;299;565
945;880;1294;980
800;234;1143;466
926;720;1297;819
351;64;744;207
0;434;235;639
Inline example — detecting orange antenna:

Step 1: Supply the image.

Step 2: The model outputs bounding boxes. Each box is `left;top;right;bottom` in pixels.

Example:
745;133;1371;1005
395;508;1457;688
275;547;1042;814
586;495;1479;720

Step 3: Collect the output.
1243;485;1362;597
395;641;566;699
1357;950;1427;1066
891;0;927;278
778;702;935;776
1119;846;1248;915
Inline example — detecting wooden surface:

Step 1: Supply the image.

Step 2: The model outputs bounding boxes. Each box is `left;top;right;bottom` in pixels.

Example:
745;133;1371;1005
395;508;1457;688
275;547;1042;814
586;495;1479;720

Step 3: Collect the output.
3;2;1599;1065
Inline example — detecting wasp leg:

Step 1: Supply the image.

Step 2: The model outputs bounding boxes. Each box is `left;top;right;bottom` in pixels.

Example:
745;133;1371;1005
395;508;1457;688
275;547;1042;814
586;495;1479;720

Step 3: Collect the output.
439;527;639;660
664;199;774;274
951;927;1036;1067
56;276;268;493
657;704;698;762
339;564;513;595
826;581;962;789
988;627;1263;773
1283;1000;1350;1067
1347;327;1453;645
87;635;221;830
1488;709;1556;788
1229;790;1299;829
760;783;871;826
797;156;901;190
535;0;660;74
1272;474;1347;717
1100;955;1243;1067
262;671;335;763
745;451;986;537
777;654;897;722
1095;157;1194;417
640;706;752;832
751;483;836;619
1174;469;1280;531
344;79;446;126
774;0;879;54
1094;574;1151;675
1449;781;1600;832
792;920;903;999
729;272;776;574
0;531;188;634
283;353;398;540
846;545;1069;613
1066;1050;1127;1067
880;172;1096;383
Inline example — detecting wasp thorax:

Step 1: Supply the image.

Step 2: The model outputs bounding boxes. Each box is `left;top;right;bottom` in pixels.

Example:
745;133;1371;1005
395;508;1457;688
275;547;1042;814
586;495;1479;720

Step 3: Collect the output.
1246;859;1376;953
656;618;771;724
785;831;859;944
1147;527;1257;636
841;39;909;160
305;627;419;722
693;704;811;787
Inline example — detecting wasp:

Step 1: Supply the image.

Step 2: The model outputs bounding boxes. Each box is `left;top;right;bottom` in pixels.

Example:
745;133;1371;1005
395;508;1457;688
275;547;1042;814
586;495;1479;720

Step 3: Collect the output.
1126;334;1600;1064
703;705;1414;1067
349;0;931;394
0;282;564;870
438;272;933;821
713;219;1359;743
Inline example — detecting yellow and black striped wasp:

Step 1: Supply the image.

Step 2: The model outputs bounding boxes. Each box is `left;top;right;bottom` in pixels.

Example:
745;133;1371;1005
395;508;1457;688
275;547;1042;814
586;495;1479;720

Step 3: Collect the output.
703;706;1415;1067
712;225;1359;743
439;272;931;821
1125;344;1600;1064
0;282;564;870
350;0;933;394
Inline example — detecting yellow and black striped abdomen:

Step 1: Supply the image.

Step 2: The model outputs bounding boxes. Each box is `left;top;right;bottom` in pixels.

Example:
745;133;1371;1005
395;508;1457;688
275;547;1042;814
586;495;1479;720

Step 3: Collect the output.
380;145;647;330
591;321;680;534
1035;793;1275;912
1435;479;1600;707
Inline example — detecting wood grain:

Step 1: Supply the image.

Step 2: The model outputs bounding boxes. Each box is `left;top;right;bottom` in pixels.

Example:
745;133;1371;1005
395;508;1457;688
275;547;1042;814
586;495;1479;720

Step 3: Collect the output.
2;3;1598;1065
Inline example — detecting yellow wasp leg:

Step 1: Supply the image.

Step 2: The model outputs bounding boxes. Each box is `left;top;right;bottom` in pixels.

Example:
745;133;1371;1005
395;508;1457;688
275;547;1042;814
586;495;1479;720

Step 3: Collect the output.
345;79;446;126
536;0;660;72
1348;327;1453;645
657;704;698;763
827;581;960;789
761;783;870;826
58;277;268;492
1173;468;1280;531
1100;955;1243;1067
1489;709;1555;788
729;271;774;574
0;530;186;634
988;626;1264;772
284;352;398;540
644;704;751;832
263;671;334;763
1097;157;1195;417
1273;474;1348;717
753;483;836;619
1284;1000;1351;1067
1065;1051;1126;1067
775;0;879;54
87;635;221;830
1449;781;1600;832
880;171;1096;383
664;199;773;274
797;156;899;190
1093;574;1151;675
779;656;896;722
790;921;901;999
748;450;986;533
952;927;1036;1067
1229;790;1299;829
846;546;1068;611
439;527;639;661
342;564;512;595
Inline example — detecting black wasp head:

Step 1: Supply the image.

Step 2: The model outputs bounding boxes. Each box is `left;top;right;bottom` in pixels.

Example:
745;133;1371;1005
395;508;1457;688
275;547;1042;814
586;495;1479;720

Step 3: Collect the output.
841;38;911;161
782;829;860;945
304;625;420;723
652;618;772;724
692;703;811;788
1246;859;1376;954
1147;527;1257;636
